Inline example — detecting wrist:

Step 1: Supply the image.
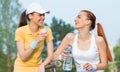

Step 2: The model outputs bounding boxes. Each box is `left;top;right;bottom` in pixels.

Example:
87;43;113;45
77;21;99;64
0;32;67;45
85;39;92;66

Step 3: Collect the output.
41;63;46;67
92;64;97;70
30;40;38;49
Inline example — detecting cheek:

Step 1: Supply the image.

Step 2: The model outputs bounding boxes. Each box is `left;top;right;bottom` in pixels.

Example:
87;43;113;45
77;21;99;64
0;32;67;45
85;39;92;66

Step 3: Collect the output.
32;16;38;21
75;21;84;28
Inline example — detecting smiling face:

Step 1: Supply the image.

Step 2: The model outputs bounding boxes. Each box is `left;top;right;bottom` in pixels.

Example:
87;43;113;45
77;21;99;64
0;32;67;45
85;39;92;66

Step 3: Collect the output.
29;12;45;26
74;10;96;31
74;12;90;30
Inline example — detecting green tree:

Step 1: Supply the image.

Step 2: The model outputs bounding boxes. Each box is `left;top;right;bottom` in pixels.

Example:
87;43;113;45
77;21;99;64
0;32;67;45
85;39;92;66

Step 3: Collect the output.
113;39;120;72
0;47;7;72
0;0;21;72
50;17;74;49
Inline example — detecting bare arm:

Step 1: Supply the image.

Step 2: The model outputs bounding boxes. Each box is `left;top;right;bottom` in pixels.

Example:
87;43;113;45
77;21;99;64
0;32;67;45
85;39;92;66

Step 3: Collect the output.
96;36;108;70
53;33;75;61
42;40;54;66
83;36;108;71
16;33;47;61
16;41;34;61
38;40;54;72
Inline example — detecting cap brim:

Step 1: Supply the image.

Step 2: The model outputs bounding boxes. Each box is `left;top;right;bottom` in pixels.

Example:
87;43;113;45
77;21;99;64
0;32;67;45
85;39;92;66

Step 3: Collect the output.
37;10;50;14
46;11;50;14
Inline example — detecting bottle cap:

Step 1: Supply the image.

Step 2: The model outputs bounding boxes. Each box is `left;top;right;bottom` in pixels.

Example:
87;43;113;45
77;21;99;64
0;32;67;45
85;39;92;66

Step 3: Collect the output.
42;28;47;33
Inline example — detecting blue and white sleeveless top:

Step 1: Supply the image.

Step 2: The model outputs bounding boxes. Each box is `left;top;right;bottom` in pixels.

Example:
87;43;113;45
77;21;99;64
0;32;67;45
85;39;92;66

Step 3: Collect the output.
72;34;104;72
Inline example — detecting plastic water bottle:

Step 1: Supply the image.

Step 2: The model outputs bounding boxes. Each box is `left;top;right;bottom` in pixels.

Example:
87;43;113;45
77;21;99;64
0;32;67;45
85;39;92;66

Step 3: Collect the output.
63;46;72;71
41;28;47;33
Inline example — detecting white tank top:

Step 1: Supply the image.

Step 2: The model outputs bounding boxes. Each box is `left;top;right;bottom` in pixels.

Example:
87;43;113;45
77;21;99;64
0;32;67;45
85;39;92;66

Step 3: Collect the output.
72;34;104;72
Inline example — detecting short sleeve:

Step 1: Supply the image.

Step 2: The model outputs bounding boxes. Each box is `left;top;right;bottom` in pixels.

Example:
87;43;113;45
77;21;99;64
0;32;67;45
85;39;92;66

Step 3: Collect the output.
15;28;24;42
45;27;54;43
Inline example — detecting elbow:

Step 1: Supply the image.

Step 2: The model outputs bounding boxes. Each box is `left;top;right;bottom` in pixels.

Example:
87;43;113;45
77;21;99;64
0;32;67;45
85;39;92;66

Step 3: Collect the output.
102;63;108;70
97;63;108;70
20;56;28;61
21;58;27;61
103;64;108;69
19;53;29;61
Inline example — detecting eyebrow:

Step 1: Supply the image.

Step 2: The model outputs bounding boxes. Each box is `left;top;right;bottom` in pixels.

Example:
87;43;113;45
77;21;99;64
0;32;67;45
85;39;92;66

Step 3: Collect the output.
78;14;81;16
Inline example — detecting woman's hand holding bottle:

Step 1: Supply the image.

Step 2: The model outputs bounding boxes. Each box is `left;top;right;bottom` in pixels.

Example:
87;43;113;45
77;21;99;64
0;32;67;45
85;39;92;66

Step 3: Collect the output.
36;28;47;42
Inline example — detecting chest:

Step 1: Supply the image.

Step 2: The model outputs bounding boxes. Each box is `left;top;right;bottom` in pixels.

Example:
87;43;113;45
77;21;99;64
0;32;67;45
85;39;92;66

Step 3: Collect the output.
77;39;91;51
72;46;99;61
72;35;99;61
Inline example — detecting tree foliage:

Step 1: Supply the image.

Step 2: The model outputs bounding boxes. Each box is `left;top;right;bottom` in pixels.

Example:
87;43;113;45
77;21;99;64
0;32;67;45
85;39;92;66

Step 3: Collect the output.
50;17;74;49
0;48;7;72
0;0;21;72
113;39;120;71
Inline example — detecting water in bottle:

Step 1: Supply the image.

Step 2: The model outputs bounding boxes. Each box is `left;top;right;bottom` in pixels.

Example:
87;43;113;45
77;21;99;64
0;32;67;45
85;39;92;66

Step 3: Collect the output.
63;46;72;71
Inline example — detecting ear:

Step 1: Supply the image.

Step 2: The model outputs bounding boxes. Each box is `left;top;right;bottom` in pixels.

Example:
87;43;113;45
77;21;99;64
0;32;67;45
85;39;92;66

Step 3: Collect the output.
86;20;91;25
28;14;32;20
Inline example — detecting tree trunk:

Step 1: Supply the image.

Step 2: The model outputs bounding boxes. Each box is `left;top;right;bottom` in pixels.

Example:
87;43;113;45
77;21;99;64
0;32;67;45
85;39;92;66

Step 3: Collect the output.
6;44;11;72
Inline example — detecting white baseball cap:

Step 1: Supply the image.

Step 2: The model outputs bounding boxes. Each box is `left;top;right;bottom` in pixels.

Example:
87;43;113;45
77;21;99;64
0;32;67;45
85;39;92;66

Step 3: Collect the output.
26;3;50;15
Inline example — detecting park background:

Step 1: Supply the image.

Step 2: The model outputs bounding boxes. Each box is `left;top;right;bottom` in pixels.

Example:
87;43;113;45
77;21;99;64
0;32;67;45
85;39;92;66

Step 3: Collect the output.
0;0;120;72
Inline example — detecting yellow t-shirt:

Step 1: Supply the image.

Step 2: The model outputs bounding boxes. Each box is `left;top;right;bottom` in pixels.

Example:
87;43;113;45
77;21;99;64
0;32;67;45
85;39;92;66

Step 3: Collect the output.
14;25;53;67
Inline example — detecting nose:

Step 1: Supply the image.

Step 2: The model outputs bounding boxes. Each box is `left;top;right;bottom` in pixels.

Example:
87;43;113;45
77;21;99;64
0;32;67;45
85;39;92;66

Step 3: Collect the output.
74;18;77;23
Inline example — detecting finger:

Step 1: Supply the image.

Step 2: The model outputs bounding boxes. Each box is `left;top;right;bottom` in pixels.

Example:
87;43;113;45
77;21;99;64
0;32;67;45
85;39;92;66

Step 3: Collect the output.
86;64;92;70
61;52;67;57
41;33;47;36
83;63;89;68
62;50;66;54
39;36;46;40
86;65;92;70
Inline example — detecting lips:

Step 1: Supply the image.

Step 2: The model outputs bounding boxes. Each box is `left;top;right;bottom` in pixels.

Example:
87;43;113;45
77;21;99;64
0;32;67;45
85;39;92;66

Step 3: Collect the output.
75;23;77;25
39;20;44;24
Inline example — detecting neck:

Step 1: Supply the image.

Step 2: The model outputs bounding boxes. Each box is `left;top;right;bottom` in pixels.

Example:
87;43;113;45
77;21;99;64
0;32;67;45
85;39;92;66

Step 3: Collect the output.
29;23;39;33
78;28;91;41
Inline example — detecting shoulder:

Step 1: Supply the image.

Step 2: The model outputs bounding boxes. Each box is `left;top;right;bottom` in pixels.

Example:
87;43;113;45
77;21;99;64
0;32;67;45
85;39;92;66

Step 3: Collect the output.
95;35;105;43
95;35;106;50
43;26;53;34
15;26;26;32
61;33;76;46
15;25;28;35
64;33;76;40
16;25;28;31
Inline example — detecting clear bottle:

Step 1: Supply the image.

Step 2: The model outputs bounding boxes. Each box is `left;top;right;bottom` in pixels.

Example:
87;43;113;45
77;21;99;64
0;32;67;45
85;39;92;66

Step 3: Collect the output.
63;46;72;71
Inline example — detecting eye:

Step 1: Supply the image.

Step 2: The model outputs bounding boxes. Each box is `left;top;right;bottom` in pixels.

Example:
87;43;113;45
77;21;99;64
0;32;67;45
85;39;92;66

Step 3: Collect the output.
77;15;81;19
39;14;45;16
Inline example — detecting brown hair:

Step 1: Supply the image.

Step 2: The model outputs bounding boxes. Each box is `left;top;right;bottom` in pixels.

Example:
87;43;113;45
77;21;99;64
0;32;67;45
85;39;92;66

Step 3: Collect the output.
97;23;113;62
81;10;96;31
18;10;28;27
82;10;113;62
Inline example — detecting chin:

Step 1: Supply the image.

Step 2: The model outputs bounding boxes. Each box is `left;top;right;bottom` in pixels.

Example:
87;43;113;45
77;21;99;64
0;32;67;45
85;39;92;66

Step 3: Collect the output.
38;24;43;26
74;26;79;29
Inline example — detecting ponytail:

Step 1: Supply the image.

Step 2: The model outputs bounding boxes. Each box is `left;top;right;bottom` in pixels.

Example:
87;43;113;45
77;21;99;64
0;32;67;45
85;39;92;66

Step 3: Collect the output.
97;23;113;62
18;10;27;28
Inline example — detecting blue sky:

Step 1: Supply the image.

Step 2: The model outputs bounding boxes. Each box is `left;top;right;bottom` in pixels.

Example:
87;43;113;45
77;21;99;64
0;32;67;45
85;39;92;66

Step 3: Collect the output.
19;0;120;46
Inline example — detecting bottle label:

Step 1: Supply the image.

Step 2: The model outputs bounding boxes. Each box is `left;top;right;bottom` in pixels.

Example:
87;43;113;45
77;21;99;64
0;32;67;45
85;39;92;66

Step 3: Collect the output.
63;57;72;71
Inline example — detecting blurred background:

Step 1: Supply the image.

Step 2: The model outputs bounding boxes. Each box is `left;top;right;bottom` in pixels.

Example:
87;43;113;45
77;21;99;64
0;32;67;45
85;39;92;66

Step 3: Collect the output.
0;0;120;72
